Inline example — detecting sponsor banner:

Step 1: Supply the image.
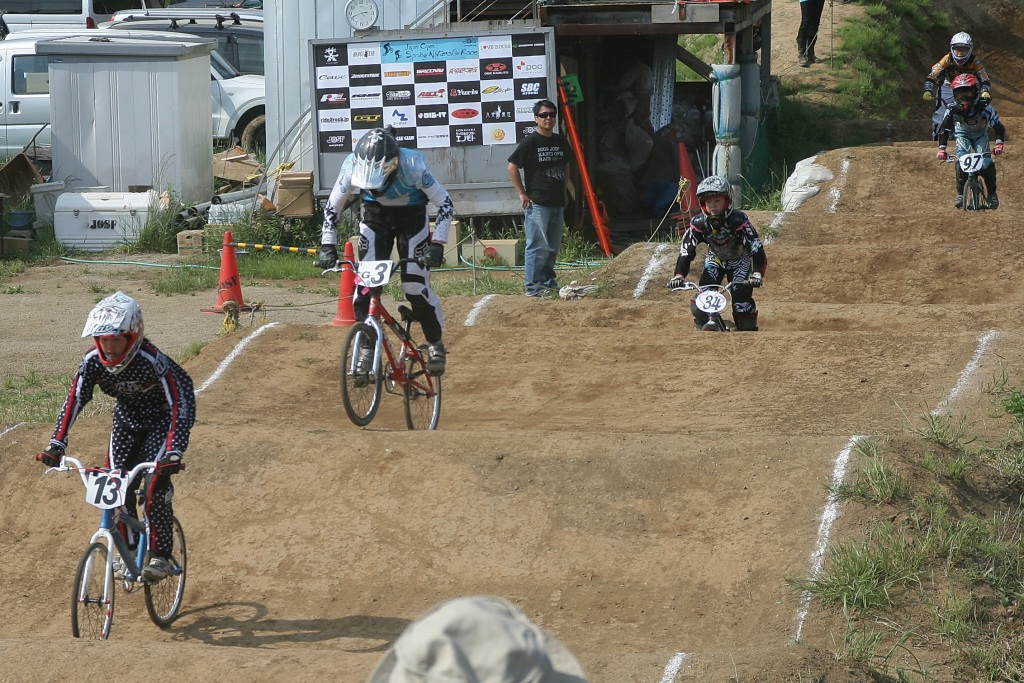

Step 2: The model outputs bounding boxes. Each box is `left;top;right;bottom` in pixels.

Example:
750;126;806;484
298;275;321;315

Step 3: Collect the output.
448;82;481;104
316;65;349;90
314;33;546;151
478;36;512;57
416;104;450;126
319;130;351;152
514;78;546;101
451;125;483;146
481;101;514;124
416;125;450;149
448;105;482;125
383;85;415;106
480;82;514;101
351;109;384;129
511;34;545;57
382;37;478;63
315;44;347;67
319;89;351;110
348;43;381;65
385;106;416;129
381;65;414;84
480;58;512;80
446;59;480;82
318;111;351;131
483;123;515;145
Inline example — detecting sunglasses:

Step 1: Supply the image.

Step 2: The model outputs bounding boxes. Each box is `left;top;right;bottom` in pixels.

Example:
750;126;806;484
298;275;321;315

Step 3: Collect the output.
535;112;556;119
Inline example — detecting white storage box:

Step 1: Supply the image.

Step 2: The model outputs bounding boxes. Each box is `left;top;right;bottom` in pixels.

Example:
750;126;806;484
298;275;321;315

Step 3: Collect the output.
54;190;158;252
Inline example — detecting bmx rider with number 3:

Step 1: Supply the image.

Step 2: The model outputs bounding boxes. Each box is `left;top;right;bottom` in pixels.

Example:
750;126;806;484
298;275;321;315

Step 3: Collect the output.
36;291;195;582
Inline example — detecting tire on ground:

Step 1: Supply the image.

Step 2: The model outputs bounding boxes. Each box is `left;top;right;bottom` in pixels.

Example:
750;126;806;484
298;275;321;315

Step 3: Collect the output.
240;114;266;155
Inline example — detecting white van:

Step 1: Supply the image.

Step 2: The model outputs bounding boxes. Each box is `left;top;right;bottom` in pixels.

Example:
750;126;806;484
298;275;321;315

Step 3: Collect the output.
0;28;265;157
0;1;156;33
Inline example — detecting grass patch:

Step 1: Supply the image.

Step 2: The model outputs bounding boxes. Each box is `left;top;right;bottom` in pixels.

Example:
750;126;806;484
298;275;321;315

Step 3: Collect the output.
793;374;1024;681
0;372;112;425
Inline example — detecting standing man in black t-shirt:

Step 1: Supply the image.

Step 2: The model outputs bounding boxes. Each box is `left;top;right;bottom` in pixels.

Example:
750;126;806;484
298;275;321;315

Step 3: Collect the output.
507;99;571;298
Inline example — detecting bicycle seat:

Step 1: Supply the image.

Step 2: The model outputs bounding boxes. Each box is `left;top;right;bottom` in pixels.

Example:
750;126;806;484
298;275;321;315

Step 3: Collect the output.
398;305;417;323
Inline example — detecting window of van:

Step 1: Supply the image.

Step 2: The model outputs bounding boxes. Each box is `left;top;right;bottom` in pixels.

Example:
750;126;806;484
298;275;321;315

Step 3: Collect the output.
12;54;48;95
0;1;85;14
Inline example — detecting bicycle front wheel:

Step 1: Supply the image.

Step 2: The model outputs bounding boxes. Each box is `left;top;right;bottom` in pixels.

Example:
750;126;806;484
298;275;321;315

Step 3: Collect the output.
341;322;384;426
145;516;187;627
965;178;983;211
71;542;114;639
403;346;442;430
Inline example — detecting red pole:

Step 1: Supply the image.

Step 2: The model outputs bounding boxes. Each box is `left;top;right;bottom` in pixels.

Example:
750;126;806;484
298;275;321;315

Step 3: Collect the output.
557;82;614;257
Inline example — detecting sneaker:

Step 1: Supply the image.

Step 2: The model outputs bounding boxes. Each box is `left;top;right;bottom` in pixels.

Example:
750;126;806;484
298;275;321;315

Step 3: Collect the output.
953;194;963;209
988;193;999;210
112;554;126;580
142;556;171;582
426;342;446;376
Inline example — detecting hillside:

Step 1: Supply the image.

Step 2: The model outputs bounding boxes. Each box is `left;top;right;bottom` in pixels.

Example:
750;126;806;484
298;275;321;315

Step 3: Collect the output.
2;2;1024;682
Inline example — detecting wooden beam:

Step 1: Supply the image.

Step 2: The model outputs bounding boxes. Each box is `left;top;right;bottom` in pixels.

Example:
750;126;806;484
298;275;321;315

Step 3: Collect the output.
675;44;712;80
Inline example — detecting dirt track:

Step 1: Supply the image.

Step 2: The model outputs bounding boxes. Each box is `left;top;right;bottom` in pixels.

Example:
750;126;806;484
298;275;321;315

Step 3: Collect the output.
4;4;1024;682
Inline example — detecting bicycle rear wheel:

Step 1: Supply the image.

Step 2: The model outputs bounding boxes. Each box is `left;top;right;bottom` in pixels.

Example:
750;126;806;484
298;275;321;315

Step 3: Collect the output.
403;346;442;430
71;542;114;639
341;322;384;426
145;516;187;627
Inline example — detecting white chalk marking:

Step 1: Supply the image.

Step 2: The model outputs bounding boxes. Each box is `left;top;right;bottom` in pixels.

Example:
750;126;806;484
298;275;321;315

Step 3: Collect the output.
763;211;786;245
195;322;280;395
659;652;688;682
794;435;861;641
825;158;851;214
0;422;25;440
932;330;998;416
464;294;497;326
634;243;672;299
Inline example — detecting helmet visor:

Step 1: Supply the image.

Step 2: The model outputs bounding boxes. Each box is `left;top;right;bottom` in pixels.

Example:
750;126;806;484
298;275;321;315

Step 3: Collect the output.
951;45;970;60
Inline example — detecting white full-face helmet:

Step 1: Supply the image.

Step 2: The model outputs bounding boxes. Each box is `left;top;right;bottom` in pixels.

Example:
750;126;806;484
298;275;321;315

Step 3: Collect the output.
950;32;973;66
81;291;144;374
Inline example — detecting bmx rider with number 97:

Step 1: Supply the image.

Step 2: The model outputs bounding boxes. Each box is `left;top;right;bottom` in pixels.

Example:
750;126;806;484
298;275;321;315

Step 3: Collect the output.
36;291;195;582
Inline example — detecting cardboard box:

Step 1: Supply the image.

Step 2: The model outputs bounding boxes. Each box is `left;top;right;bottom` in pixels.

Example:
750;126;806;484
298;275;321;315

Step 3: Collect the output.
1;235;32;255
176;229;205;255
213;146;262;183
275;171;314;216
466;238;522;266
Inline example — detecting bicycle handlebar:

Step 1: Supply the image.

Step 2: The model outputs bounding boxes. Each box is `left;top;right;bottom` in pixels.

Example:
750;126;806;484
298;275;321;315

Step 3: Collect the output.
321;257;428;277
48;455;163;487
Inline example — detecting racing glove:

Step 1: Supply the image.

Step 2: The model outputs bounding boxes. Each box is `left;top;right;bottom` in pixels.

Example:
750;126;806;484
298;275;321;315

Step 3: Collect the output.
314;243;339;269
922;90;933;102
748;272;763;288
993;142;1004;156
936;147;947;162
37;443;64;467
158;451;184;476
426;242;445;269
666;275;688;290
981;90;991;101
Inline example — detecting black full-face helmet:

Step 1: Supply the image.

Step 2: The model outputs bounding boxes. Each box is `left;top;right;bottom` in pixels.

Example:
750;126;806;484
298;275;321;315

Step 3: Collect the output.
350;128;400;192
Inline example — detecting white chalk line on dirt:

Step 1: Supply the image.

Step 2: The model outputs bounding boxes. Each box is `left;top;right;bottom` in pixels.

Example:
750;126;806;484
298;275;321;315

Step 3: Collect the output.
658;652;687;682
826;158;851;214
794;329;998;641
195;322;281;395
932;330;998;416
763;211;785;245
0;422;25;441
464;294;497;326
793;435;861;642
634;243;673;299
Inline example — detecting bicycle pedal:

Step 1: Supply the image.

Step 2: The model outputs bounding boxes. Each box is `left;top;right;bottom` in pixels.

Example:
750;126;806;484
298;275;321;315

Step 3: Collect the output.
397;305;416;323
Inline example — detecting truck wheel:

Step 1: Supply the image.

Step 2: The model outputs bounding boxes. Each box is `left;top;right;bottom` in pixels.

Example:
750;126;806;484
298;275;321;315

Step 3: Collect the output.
240;115;266;156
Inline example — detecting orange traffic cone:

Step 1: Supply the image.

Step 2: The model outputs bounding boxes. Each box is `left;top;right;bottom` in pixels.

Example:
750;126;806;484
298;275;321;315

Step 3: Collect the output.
207;230;251;313
677;141;701;216
332;240;357;326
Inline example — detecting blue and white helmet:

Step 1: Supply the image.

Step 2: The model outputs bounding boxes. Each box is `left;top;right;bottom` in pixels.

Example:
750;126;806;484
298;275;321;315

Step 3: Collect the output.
350;128;400;191
950;32;972;66
81;291;144;374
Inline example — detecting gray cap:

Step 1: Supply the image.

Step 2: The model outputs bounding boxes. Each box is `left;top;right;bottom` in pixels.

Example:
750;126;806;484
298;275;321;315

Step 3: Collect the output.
366;596;589;683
